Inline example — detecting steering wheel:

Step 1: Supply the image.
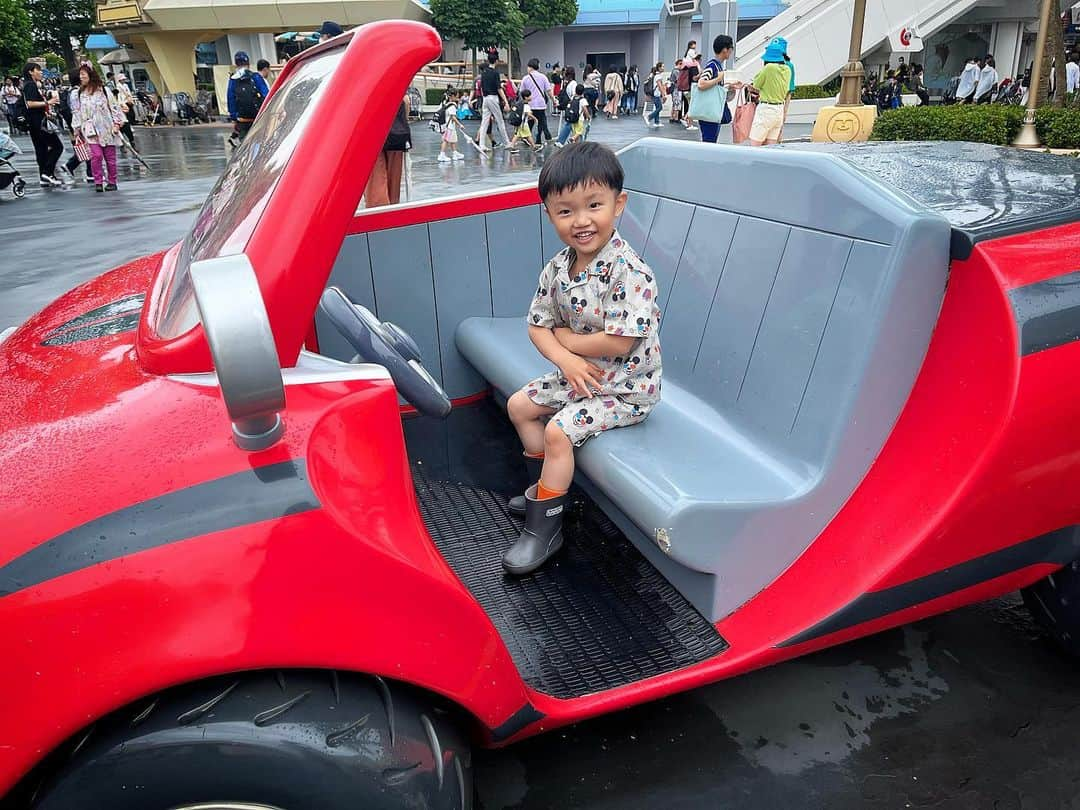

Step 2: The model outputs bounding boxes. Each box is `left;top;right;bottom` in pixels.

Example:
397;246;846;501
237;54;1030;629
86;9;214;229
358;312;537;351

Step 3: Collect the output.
319;287;451;419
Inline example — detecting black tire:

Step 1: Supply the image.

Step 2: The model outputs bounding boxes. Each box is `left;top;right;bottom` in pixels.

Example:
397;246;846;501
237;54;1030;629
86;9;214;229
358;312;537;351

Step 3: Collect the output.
1022;559;1080;656
32;670;472;810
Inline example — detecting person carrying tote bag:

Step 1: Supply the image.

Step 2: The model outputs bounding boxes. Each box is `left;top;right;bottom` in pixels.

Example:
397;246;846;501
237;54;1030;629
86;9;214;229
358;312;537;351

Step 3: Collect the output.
689;35;735;143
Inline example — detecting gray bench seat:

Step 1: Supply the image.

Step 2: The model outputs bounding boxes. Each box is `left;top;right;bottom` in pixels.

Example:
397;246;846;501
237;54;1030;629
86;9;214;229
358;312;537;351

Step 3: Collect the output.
457;317;808;533
453;139;951;621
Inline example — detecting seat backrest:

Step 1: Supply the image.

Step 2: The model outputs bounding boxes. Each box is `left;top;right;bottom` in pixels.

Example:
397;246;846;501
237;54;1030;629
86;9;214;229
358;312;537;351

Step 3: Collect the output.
617;139;951;470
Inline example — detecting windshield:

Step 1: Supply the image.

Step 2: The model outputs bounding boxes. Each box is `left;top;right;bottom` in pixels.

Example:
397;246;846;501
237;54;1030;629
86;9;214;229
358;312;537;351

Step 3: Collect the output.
154;48;344;339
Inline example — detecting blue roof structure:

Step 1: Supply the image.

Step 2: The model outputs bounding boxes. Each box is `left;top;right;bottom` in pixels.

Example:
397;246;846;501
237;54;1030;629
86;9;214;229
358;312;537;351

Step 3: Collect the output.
417;0;786;27
85;33;120;51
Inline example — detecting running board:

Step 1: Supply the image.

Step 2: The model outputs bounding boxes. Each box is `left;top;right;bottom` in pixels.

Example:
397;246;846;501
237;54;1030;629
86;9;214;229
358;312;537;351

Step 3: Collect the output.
413;468;729;700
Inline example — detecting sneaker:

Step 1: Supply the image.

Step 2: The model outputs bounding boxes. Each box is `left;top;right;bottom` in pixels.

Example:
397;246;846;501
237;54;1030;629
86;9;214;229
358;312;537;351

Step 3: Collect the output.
552;141;564;148
105;183;118;191
508;146;519;153
685;124;698;131
83;176;95;184
95;184;104;193
438;153;451;162
39;174;61;187
452;151;464;160
533;143;544;152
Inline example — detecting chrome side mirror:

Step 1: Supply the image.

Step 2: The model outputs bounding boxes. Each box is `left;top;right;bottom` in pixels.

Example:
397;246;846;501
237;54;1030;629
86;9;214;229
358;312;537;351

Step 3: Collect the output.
190;254;285;451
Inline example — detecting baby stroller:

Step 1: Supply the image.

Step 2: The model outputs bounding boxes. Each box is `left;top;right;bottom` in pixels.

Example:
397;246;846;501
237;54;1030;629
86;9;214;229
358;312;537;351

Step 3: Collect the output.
0;132;26;199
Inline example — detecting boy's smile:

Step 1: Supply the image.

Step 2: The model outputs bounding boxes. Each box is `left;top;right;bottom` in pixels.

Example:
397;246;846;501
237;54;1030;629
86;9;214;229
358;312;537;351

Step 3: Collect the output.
544;181;628;266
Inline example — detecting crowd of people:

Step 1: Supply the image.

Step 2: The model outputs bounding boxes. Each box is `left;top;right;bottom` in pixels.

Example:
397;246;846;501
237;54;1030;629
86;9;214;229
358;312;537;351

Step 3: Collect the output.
4;62;145;191
432;35;800;154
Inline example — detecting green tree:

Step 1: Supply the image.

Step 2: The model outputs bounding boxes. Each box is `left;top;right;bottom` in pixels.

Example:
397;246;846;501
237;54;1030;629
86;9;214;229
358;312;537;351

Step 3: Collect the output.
0;0;33;75
519;0;577;31
430;0;525;51
26;0;95;70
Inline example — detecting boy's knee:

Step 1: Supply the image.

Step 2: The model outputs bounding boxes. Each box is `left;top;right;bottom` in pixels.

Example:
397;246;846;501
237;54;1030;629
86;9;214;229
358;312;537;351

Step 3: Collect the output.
507;391;530;421
544;419;571;450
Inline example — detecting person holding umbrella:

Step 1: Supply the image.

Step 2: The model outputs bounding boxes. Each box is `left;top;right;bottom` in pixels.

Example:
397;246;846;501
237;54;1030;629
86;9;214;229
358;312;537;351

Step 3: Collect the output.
72;63;126;191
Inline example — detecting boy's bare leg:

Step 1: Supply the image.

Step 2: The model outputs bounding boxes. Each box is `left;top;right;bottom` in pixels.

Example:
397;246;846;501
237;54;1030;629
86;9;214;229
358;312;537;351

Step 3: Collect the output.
508;391;555;455
540;420;574;492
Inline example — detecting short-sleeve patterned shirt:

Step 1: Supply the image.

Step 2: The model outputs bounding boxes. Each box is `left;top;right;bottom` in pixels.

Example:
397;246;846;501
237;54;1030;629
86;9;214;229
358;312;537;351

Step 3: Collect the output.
526;229;662;406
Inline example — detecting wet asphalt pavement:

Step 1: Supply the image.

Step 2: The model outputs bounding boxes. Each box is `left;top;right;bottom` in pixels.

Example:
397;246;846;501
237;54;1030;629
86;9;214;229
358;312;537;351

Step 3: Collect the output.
4;120;1080;809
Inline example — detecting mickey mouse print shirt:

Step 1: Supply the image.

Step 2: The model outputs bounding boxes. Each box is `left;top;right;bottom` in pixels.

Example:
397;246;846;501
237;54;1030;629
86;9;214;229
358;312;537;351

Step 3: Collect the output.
522;229;663;445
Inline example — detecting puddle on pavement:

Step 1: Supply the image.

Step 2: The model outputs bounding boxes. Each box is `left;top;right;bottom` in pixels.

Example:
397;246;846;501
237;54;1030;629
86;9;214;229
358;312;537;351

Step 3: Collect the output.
700;626;948;775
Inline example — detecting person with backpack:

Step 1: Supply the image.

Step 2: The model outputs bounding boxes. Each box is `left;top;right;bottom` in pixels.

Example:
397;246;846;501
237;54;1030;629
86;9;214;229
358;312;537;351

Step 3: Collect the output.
555;84;590;145
553;67;578;145
436;88;465;162
642;62;667;128
227;51;269;142
520;58;552;147
507;88;540;153
20;63;66;187
668;58;684;123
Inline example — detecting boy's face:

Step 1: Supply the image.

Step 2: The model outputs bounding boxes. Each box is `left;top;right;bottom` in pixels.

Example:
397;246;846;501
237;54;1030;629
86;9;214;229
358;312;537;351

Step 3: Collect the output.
544;181;628;261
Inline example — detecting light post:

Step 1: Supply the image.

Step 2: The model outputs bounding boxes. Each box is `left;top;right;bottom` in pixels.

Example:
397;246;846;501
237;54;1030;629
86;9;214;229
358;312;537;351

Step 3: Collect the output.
811;0;878;142
837;0;869;106
1013;0;1055;148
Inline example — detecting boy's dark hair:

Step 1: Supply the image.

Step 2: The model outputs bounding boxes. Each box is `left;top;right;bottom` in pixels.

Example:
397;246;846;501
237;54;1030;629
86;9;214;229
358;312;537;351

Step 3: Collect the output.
574;83;585;95
487;50;499;65
713;34;733;54
538;142;623;201
527;57;540;70
256;58;270;71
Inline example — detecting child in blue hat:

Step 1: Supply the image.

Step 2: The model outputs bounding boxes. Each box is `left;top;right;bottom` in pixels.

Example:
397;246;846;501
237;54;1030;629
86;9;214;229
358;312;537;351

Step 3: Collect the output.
748;37;792;147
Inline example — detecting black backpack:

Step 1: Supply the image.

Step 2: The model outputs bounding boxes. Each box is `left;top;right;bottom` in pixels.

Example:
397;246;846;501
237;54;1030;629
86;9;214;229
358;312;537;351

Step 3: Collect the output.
233;70;263;119
434;100;451;127
644;74;655;97
557;85;571;111
507;100;525;127
565;97;580;124
12;90;30;133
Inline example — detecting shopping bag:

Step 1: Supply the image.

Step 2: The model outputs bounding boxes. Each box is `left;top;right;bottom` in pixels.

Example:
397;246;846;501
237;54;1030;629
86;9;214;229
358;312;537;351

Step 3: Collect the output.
732;89;756;144
73;138;91;163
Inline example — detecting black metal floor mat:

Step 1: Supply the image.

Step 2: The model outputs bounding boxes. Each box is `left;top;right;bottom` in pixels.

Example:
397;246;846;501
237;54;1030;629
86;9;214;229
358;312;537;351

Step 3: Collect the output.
413;467;728;699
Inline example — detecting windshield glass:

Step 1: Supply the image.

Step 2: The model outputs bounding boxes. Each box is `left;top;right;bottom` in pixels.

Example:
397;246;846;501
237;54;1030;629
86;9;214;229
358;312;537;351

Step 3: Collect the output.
154;48;344;339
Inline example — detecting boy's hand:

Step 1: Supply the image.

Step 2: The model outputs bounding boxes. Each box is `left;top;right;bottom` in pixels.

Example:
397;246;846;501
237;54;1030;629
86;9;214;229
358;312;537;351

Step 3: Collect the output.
558;352;605;398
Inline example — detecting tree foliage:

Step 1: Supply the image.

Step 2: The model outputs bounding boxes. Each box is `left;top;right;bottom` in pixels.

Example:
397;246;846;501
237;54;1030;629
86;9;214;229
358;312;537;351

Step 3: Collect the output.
519;0;577;31
430;0;526;50
26;0;95;70
0;0;33;75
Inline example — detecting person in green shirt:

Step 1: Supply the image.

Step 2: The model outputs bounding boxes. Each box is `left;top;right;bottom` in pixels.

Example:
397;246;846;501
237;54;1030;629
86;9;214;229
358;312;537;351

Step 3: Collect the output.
749;37;792;146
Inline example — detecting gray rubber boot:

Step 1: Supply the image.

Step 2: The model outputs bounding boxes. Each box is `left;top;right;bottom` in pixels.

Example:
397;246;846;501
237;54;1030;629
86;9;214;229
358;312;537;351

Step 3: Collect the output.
502;485;567;576
508;454;544;517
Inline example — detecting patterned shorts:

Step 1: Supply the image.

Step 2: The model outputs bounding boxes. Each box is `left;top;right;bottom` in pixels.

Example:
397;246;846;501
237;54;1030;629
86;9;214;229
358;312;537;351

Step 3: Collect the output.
522;371;652;446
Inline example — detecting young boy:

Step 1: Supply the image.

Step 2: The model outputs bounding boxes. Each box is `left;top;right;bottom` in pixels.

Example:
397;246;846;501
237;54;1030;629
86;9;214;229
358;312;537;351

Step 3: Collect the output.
568;84;590;143
507;88;540;153
437;88;465;162
502;142;662;575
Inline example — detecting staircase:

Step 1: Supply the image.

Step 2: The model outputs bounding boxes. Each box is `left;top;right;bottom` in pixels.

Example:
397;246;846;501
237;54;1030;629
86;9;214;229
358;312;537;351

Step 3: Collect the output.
733;0;983;85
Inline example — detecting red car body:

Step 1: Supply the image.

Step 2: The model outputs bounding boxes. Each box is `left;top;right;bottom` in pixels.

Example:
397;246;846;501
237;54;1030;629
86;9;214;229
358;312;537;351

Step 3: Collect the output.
3;21;1080;800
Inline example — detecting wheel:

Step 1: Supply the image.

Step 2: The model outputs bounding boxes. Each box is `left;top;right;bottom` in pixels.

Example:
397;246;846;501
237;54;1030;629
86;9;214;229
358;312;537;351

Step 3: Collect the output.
12;178;25;198
32;670;472;810
1022;559;1080;656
